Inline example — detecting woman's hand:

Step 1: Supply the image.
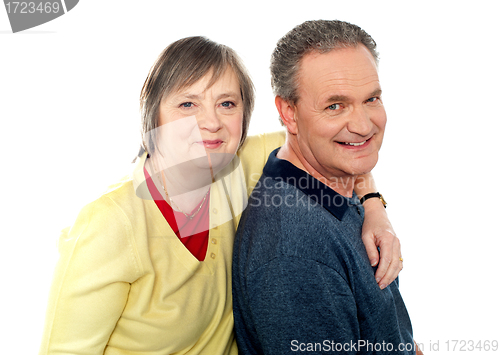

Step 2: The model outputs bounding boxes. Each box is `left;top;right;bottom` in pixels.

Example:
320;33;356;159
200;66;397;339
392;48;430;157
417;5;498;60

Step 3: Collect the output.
361;198;402;290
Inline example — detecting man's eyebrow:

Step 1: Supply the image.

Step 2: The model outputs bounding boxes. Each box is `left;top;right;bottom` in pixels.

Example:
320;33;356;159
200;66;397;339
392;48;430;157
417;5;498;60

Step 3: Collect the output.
326;94;350;103
325;87;383;100
369;88;383;98
326;89;382;103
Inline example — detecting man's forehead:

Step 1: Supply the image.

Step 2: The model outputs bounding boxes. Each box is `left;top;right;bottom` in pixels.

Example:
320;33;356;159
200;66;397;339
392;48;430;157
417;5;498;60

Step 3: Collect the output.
301;44;377;66
297;47;380;99
300;47;377;77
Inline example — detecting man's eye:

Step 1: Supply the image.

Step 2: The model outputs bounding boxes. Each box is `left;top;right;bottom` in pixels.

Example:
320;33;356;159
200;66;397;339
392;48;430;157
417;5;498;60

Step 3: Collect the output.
328;103;341;110
366;97;379;103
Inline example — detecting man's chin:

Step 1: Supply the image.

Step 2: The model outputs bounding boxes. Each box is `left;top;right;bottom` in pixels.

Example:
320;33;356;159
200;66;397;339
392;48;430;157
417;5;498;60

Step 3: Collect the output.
336;162;378;178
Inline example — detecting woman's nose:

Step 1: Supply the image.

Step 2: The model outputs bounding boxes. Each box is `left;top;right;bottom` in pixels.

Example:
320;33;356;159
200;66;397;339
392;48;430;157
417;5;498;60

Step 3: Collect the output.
197;109;222;132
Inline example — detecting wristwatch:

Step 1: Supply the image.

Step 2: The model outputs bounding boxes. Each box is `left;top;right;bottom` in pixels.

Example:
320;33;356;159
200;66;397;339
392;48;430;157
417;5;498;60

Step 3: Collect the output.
359;192;387;208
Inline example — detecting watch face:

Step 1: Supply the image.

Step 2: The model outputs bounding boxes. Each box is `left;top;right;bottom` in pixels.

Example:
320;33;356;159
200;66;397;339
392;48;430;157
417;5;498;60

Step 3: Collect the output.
379;194;387;207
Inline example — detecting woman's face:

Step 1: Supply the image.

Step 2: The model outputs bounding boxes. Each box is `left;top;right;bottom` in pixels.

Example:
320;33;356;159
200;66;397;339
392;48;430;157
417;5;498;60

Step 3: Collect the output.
154;68;244;174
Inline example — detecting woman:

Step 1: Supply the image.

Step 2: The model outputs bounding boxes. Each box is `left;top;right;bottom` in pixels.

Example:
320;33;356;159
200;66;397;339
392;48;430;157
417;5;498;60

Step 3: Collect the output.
39;36;401;355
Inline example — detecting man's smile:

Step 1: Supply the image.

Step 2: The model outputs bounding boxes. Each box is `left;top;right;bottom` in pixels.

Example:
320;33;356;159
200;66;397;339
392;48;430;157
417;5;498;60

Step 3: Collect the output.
336;136;373;148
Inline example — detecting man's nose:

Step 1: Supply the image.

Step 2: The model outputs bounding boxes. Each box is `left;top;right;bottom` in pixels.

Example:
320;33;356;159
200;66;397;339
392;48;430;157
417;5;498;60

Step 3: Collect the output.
197;108;222;132
346;106;372;136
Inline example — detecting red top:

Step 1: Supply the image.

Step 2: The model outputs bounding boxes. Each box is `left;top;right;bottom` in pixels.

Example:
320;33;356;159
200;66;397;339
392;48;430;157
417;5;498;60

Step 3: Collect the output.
144;167;210;261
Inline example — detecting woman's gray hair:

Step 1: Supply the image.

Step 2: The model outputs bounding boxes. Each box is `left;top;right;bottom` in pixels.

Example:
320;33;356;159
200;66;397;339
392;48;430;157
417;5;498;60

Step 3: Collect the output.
270;20;378;124
140;36;254;155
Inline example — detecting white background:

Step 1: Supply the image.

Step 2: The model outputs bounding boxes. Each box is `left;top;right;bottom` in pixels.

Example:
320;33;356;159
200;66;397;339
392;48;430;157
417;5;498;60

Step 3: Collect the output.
1;1;499;354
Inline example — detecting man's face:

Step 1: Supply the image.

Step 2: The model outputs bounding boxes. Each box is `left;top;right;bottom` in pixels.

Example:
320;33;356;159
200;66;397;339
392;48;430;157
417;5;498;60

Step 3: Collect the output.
292;45;386;179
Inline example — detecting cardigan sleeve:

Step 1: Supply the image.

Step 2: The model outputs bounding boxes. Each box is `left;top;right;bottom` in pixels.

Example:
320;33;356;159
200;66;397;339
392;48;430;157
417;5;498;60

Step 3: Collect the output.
39;196;143;355
238;131;286;197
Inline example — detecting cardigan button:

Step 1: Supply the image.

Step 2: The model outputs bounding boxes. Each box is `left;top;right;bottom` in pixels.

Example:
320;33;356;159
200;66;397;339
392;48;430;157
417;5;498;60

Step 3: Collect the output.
211;239;217;244
212;208;218;214
210;253;216;259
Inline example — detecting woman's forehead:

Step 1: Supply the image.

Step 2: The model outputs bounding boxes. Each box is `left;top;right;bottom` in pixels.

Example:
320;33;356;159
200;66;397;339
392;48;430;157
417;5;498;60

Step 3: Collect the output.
169;66;239;97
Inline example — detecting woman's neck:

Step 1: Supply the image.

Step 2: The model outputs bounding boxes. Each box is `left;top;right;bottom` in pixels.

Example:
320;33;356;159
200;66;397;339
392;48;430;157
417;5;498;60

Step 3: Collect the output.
146;156;212;214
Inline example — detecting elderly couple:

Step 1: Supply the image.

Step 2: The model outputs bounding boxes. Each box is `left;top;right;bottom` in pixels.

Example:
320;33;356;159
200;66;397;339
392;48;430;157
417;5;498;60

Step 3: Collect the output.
40;20;421;355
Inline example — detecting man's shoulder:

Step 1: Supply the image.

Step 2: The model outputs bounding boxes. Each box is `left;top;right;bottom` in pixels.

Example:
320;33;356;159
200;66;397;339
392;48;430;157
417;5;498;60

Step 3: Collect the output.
243;172;305;222
235;174;351;270
244;172;340;226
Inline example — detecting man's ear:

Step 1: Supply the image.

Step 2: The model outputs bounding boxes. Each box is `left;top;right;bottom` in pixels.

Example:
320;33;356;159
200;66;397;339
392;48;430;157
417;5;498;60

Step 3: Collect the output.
275;96;298;135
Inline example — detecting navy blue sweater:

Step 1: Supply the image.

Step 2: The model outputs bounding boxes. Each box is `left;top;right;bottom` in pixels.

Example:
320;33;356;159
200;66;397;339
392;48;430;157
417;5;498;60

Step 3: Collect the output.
232;149;414;354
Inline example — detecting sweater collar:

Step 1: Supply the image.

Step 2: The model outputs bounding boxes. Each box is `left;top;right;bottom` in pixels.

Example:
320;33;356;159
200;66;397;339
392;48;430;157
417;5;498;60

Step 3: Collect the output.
262;148;360;221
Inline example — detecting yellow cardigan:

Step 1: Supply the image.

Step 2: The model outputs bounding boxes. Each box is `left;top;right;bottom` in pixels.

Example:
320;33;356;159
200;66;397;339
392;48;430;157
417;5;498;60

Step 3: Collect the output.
39;132;285;355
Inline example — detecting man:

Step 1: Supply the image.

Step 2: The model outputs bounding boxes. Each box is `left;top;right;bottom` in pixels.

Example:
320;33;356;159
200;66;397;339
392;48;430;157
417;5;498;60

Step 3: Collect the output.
232;20;418;354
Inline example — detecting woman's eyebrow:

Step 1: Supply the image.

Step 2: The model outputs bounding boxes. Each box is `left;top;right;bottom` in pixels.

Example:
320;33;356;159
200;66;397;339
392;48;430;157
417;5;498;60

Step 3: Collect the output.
216;92;240;100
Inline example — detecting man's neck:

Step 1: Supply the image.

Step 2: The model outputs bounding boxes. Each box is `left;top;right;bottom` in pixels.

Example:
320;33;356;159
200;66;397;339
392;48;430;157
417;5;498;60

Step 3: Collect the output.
277;138;356;198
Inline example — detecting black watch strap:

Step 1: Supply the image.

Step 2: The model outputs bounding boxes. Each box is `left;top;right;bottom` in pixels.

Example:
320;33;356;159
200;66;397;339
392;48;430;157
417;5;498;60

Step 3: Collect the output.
360;192;387;208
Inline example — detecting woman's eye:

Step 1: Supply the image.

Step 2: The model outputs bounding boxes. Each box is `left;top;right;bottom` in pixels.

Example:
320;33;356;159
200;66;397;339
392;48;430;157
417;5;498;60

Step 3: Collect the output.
220;101;235;108
327;103;341;111
180;102;194;108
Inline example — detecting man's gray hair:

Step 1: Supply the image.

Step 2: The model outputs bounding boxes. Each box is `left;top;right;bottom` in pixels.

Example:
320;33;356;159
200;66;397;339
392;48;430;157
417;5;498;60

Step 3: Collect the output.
271;20;379;123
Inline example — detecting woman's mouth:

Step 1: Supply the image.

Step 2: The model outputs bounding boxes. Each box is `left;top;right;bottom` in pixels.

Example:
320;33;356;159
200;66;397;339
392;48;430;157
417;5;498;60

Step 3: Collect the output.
197;140;223;149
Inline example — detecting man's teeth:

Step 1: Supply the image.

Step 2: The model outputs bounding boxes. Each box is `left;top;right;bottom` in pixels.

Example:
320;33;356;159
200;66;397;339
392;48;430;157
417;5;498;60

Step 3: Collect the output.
341;140;367;146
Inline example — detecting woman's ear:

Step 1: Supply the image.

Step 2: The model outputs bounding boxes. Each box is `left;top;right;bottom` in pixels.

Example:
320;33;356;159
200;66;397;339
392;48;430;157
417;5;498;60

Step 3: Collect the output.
275;96;298;135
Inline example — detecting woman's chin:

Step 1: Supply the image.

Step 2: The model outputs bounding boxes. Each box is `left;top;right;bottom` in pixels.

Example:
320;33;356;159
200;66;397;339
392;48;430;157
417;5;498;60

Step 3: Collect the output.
187;152;234;174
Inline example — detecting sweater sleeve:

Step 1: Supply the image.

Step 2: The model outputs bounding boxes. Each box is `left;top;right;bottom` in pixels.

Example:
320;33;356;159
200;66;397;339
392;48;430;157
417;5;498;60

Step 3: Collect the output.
39;196;143;355
238;131;286;197
234;256;360;355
